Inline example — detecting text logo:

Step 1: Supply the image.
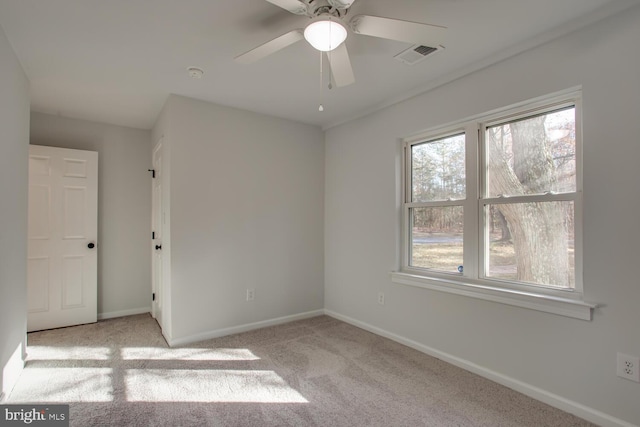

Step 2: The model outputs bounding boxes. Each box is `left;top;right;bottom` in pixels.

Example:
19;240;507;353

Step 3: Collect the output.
0;405;68;427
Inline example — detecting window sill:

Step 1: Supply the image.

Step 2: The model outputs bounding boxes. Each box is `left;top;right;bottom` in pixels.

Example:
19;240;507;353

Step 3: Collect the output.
390;271;597;321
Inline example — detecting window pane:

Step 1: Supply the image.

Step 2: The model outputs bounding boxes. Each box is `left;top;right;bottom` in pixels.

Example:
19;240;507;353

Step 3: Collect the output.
486;201;575;288
486;107;576;198
411;133;465;202
410;206;463;273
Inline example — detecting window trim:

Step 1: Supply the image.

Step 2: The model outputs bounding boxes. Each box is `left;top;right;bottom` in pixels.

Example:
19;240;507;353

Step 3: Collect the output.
390;271;596;320
394;88;596;320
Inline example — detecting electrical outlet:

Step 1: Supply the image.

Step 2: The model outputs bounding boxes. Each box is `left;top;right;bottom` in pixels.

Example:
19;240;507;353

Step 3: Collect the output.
378;292;385;305
617;353;640;382
246;288;255;302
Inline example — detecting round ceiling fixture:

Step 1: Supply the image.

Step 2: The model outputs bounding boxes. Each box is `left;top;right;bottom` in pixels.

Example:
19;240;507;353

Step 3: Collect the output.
304;17;347;52
187;67;204;79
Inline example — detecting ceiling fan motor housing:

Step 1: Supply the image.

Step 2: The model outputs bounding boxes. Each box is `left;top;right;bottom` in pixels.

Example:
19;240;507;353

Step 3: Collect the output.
306;0;347;18
327;0;356;9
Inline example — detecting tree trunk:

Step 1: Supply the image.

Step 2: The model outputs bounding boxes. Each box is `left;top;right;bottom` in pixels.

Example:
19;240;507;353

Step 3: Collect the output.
488;120;570;287
511;117;559;193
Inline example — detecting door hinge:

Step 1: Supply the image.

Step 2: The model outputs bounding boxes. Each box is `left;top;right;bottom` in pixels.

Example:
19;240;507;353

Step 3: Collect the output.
152;293;156;302
148;169;156;178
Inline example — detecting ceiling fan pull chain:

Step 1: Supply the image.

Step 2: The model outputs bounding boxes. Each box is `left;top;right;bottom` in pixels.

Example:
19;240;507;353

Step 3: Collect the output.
319;51;324;112
328;16;333;90
328;20;333;90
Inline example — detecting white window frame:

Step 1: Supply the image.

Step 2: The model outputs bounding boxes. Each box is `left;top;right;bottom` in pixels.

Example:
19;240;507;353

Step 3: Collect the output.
402;128;471;275
392;88;597;320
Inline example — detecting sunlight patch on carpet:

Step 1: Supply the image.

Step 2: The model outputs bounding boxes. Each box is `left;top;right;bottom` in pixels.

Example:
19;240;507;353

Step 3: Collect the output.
120;347;260;361
125;369;308;403
9;368;113;402
27;346;112;361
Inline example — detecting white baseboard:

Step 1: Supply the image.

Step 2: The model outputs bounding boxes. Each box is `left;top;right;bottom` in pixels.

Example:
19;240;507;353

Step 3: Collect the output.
98;307;150;320
324;309;636;427
168;309;325;347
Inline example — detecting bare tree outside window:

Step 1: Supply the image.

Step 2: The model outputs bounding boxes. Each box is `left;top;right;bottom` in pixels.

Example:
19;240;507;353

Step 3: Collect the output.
486;107;576;288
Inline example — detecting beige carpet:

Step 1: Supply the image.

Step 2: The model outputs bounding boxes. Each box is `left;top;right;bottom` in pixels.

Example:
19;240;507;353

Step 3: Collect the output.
8;314;595;426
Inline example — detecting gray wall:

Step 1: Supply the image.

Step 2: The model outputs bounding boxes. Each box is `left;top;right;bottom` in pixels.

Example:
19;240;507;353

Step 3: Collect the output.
30;113;152;318
155;95;325;343
324;5;640;426
0;25;29;400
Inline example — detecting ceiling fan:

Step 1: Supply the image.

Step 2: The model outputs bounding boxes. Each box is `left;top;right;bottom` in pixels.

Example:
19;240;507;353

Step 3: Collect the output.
235;0;447;88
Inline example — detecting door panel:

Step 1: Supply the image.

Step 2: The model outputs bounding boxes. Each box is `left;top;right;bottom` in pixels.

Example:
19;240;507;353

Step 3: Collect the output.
63;158;87;177
63;187;87;238
61;255;84;308
28;185;51;238
27;257;49;312
27;145;98;332
29;155;50;176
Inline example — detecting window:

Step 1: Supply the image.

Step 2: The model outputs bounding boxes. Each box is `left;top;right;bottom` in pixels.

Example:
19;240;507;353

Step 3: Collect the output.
408;133;465;273
483;106;578;289
393;90;594;320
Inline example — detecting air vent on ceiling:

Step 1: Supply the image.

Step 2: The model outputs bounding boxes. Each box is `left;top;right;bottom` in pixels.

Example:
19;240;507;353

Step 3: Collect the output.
394;44;444;65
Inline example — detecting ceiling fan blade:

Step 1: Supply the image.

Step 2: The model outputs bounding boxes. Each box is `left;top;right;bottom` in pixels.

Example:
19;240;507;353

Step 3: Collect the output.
327;43;355;87
349;15;446;46
265;0;308;15
235;30;304;64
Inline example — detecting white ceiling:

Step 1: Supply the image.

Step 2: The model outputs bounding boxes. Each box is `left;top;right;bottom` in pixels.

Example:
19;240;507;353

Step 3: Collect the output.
0;0;635;130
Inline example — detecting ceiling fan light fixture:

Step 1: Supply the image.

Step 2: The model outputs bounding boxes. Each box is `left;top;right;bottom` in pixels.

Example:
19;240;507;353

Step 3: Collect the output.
304;19;347;52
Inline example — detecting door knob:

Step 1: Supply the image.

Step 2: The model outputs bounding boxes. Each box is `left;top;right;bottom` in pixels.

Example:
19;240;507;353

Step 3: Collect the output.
155;245;162;250
87;242;95;249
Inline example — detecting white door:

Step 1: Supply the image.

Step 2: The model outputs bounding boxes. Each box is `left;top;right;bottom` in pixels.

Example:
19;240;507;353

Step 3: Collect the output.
27;145;98;332
151;142;163;328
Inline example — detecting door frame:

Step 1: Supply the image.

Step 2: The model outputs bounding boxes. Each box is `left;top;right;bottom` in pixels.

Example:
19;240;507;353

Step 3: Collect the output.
151;140;162;321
